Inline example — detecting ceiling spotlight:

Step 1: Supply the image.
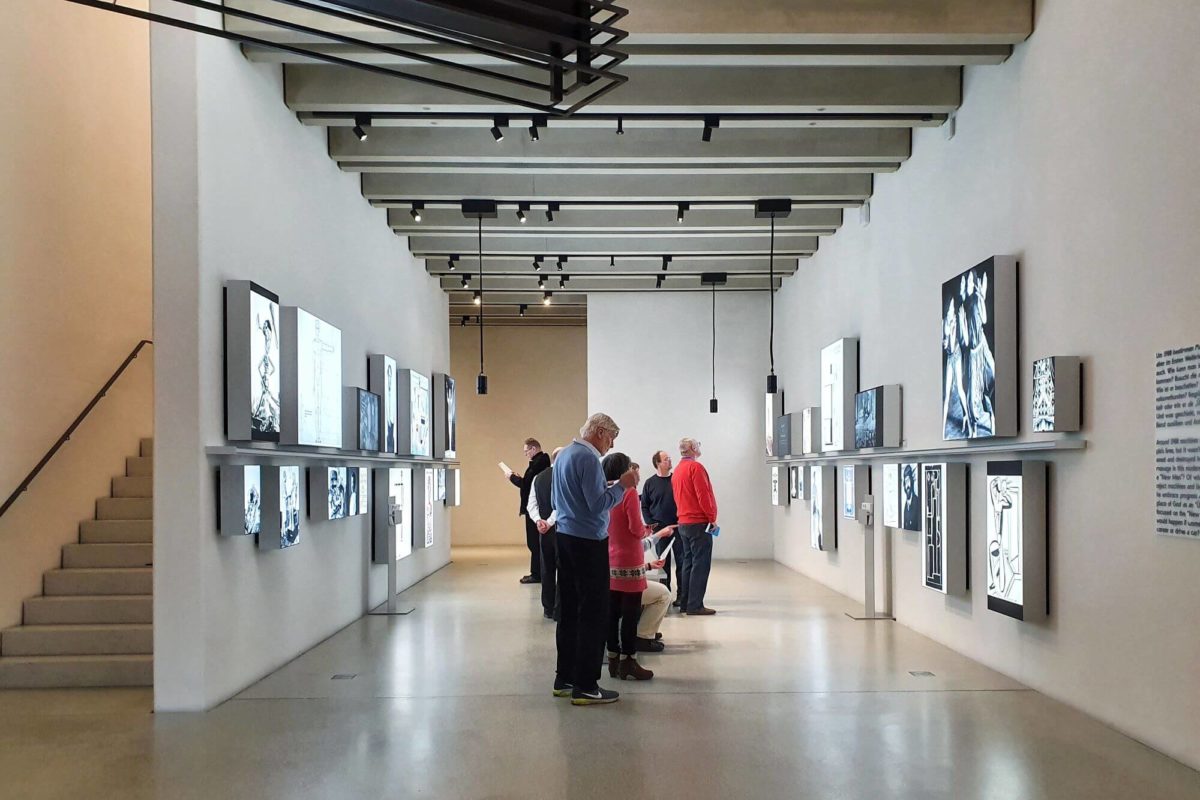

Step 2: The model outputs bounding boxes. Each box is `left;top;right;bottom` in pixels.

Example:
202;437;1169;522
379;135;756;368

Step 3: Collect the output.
656;275;663;289
702;115;719;143
410;202;423;222
473;290;481;305
545;202;558;223
490;116;508;142
677;203;689;224
352;114;370;142
519;304;527;317
533;255;543;272
529;124;539;142
616;116;624;135
559;276;566;289
460;315;469;327
529;115;546;142
543;291;553;305
460;275;470;289
662;255;672;271
557;255;567;271
517;202;529;224
609;255;615;268
447;255;458;271
538;275;546;288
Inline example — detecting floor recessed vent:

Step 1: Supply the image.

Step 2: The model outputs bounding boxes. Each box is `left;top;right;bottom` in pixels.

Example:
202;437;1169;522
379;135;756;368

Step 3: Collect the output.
908;671;935;678
331;674;358;681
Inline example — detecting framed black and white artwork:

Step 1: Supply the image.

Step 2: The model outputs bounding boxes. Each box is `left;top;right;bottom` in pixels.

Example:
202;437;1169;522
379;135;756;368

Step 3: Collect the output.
224;281;281;442
282;307;342;448
356;468;370;516
820;338;858;452
986;461;1047;621
801;407;820;455
841;465;868;523
810;465;836;551
434;373;457;459
774;414;793;458
218;465;262;537
373;467;413;564
941;256;1017;441
397;369;432;458
259;465;302;551
921;462;967;594
445;468;462;507
771;467;788;507
881;464;899;529
308;467;349;522
765;392;784;457
345;467;360;517
435;468;447;502
789;465;802;500
854;385;902;449
899;462;922;533
1032;356;1081;433
357;389;381;451
368;355;399;454
423;468;436;548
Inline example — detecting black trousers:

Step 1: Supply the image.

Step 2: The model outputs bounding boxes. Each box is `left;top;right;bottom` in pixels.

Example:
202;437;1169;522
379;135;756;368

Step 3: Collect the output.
654;528;683;591
523;515;541;579
607;590;643;656
539;527;559;617
556;534;610;692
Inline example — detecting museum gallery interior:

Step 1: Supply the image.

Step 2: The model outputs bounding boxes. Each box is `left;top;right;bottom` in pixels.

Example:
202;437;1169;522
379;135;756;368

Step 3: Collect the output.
1;1;1198;797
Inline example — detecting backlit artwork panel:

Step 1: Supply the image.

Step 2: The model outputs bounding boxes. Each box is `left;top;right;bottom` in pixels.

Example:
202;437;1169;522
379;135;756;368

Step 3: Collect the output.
295;309;342;447
900;463;921;532
249;287;280;439
882;464;899;529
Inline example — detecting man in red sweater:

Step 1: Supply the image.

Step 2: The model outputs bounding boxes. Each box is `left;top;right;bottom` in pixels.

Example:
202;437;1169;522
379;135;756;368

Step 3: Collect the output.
671;437;718;615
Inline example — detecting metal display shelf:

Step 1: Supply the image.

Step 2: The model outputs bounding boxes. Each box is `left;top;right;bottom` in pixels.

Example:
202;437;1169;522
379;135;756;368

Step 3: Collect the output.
206;444;460;469
767;436;1087;466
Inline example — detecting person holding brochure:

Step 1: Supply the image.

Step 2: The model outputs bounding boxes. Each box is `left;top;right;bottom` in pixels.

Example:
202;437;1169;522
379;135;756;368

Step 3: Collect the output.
672;437;719;615
641;450;681;593
551;413;637;706
502;438;550;585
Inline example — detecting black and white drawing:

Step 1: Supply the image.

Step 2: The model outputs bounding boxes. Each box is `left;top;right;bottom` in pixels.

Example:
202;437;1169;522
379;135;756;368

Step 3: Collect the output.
412;372;431;457
771;467;783;506
384;360;397;452
789;465;802;500
882;464;899;529
1032;357;1055;432
287;308;342;447
357;468;370;515
854;388;878;449
249;288;280;438
1032;356;1081;433
765;392;783;457
243;465;261;535
842;466;856;520
328;467;348;520
390;468;413;560
345;467;360;517
436;468;447;502
922;463;945;592
900;463;921;532
941;256;1017;441
444;375;457;458
820;339;858;452
810;466;824;550
987;472;1022;608
424;469;436;548
358;389;381;451
280;466;301;548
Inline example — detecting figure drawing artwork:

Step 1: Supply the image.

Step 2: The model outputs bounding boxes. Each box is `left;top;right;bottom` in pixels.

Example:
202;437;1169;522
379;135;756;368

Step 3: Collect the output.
357;389;380;451
444;376;457;458
900;463;921;532
1032;357;1055;432
412;372;432;458
249;287;280;439
922;464;945;592
295;309;342;447
384;358;398;453
842;466;856;520
243;465;261;535
345;467;359;517
280;466;301;548
328;467;348;520
810;466;823;550
987;471;1023;609
388;468;413;561
854;388;879;449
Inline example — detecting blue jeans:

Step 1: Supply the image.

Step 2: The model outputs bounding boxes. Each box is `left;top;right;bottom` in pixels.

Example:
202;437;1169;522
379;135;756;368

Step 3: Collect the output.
678;523;713;612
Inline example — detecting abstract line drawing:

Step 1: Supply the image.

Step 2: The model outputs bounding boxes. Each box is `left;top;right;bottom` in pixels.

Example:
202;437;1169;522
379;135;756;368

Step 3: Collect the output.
923;464;944;591
842;466;856;520
296;310;342;447
412;372;432;457
987;475;1023;606
444;376;457;457
882;464;899;529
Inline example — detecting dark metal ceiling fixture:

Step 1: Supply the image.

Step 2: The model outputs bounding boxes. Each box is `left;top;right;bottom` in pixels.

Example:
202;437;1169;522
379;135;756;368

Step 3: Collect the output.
447;254;458;271
545;202;559;222
517;202;529;223
677;203;689;224
461;199;497;394
352;114;371;142
410;202;423;222
557;255;567;271
533;255;543;271
68;0;630;116
519;304;528;317
543;291;553;305
615;115;624;135
661;255;672;271
490;117;508;142
755;199;793;394
701;272;728;413
702;116;720;142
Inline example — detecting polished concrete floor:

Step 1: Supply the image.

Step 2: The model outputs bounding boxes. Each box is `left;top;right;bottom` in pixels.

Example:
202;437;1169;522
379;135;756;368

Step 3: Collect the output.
2;547;1198;799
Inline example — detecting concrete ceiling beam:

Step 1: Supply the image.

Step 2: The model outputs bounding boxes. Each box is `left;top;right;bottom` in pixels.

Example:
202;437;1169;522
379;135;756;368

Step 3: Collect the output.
390;205;843;233
408;234;818;256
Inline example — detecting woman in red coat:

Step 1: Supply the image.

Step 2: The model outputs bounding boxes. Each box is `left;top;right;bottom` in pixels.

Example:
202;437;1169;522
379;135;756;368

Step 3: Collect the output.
602;452;671;680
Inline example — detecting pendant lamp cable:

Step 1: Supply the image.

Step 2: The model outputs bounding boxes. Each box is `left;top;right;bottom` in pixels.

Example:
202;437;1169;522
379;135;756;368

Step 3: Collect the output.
478;215;484;375
769;213;775;379
711;281;717;399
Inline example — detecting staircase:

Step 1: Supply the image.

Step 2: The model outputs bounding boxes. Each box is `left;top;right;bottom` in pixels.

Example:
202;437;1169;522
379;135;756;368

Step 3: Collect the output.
0;438;154;688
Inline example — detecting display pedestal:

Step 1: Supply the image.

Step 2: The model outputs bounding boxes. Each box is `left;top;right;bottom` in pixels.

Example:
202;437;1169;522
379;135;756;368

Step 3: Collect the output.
846;497;894;622
368;514;415;616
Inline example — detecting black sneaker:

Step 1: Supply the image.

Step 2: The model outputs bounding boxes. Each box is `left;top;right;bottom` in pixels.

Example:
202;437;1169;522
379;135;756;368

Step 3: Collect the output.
552;678;574;698
635;637;665;653
571;686;620;706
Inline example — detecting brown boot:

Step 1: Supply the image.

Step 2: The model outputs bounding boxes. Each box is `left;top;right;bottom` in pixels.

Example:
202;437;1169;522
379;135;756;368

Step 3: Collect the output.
607;653;620;679
618;656;654;681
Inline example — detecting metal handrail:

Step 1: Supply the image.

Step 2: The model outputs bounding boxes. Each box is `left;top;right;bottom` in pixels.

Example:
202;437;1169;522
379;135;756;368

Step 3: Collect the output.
0;339;153;521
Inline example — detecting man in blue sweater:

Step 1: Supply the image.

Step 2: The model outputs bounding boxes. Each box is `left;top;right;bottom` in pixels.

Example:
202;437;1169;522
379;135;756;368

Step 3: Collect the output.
551;412;637;705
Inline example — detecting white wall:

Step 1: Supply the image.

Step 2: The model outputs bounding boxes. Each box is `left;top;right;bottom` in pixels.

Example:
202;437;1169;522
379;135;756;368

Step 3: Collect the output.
151;16;450;710
588;292;773;560
773;0;1200;770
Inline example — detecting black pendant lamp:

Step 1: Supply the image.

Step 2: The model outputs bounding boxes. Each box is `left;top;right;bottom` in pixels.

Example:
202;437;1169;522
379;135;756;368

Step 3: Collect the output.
462;200;498;394
701;272;728;413
755;199;792;393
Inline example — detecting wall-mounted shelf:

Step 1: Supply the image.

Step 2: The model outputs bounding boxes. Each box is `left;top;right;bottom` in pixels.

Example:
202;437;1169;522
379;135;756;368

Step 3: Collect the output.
206;444;460;470
767;435;1086;466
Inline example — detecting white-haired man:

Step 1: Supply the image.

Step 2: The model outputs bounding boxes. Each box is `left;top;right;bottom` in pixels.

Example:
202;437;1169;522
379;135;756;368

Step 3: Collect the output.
550;413;637;706
672;437;718;615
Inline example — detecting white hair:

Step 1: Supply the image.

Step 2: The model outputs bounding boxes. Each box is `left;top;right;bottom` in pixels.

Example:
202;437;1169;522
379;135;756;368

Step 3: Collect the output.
678;437;698;454
581;412;620;439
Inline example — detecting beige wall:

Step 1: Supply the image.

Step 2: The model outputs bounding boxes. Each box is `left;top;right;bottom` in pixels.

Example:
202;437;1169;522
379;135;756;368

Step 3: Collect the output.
0;2;153;629
450;325;588;547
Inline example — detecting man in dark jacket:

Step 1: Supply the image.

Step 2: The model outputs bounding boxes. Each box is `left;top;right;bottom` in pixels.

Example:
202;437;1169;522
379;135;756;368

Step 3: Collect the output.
506;438;551;584
528;447;563;619
641;450;681;592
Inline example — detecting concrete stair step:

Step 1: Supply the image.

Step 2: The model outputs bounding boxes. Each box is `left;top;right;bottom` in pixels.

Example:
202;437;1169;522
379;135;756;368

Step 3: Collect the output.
23;595;152;625
80;519;152;544
1;624;152;657
96;497;152;520
112;476;153;498
0;654;152;688
44;568;152;596
126;456;153;477
140;438;154;457
62;543;153;569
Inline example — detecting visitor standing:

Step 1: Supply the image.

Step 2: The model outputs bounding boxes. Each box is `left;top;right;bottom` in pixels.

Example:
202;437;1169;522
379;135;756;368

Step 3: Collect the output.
641;450;681;592
504;438;550;584
551;413;637;705
672;437;718;615
527;447;564;620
